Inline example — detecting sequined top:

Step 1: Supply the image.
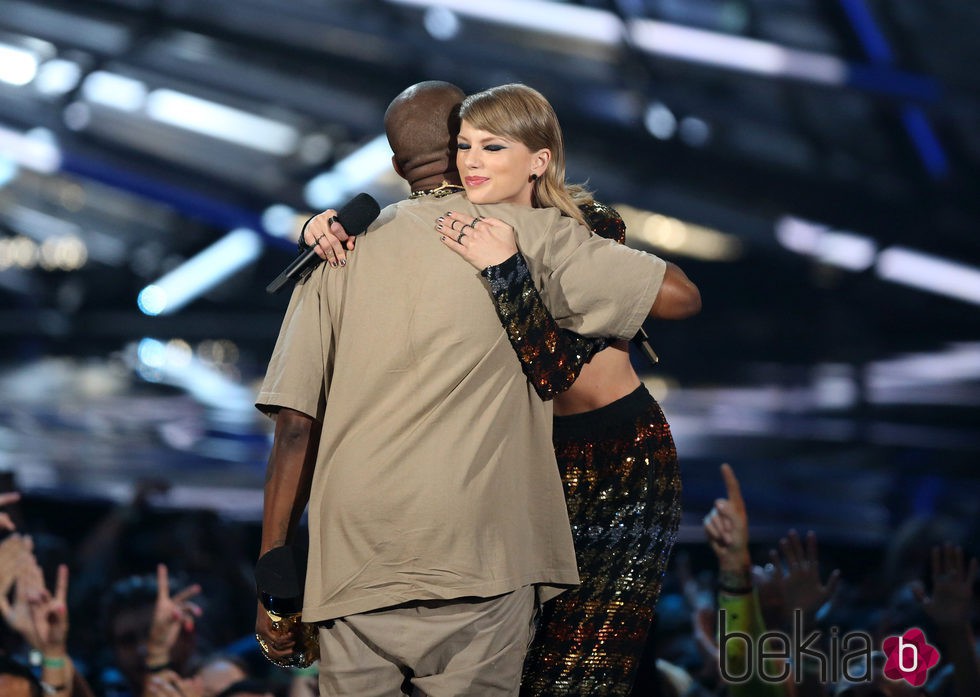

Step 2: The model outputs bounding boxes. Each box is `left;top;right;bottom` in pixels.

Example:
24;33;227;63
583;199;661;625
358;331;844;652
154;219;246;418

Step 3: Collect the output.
480;201;626;400
580;200;627;245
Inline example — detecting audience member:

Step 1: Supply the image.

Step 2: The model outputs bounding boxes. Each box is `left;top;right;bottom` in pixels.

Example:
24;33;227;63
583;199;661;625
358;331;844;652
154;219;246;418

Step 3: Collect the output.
0;653;43;697
911;544;979;697
97;567;203;696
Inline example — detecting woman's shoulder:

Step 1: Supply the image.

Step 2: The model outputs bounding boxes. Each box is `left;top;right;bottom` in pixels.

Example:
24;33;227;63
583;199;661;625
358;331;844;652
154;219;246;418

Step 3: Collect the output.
578;201;626;244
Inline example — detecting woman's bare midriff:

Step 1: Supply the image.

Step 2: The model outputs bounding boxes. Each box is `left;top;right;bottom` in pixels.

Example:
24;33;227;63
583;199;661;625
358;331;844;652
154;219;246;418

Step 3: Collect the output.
552;340;642;416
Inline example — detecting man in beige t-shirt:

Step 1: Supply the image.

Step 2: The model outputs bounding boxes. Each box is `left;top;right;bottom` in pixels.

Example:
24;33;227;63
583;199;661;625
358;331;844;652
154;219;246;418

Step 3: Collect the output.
255;82;682;697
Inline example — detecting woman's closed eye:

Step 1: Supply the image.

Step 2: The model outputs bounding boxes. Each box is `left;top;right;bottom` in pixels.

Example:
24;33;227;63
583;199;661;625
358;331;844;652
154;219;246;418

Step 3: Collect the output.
457;142;506;151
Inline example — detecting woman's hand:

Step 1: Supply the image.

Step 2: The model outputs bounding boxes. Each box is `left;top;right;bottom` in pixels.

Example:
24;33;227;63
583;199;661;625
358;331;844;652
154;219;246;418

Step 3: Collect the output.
300;210;354;267
436;211;518;270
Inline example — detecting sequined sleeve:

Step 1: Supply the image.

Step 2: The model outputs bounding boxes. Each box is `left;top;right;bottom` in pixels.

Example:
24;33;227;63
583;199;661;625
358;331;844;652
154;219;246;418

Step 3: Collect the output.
580;200;627;244
481;252;608;401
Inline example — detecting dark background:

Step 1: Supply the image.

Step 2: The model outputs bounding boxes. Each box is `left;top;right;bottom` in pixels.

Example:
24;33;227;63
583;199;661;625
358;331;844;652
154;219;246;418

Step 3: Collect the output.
0;0;977;552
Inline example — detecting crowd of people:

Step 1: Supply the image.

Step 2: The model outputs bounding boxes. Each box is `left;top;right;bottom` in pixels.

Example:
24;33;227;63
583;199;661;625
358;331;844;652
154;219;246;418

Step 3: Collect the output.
1;79;976;697
0;467;975;696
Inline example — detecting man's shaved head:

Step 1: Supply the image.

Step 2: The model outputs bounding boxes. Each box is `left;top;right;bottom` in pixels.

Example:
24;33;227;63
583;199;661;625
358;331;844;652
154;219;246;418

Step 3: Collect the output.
384;81;465;185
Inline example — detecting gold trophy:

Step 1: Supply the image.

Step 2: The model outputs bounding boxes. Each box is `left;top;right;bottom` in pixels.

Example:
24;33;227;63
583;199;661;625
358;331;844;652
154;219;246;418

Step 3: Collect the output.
254;545;319;668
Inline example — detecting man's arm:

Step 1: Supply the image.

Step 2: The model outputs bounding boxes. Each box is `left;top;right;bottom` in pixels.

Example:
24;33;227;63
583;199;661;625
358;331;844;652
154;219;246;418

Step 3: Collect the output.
255;407;319;664
650;262;701;320
261;407;318;555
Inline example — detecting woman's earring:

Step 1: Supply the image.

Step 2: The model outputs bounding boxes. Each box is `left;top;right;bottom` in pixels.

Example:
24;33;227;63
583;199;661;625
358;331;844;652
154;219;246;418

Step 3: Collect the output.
530;173;538;182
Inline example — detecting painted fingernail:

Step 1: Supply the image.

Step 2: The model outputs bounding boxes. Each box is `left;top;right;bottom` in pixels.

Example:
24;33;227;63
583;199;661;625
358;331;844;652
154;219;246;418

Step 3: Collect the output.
436;224;443;230
436;216;444;222
339;259;346;266
440;236;446;242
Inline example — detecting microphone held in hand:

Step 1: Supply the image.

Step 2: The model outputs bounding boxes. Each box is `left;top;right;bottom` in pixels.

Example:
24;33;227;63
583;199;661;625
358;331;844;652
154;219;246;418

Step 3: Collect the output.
255;545;307;616
254;545;319;668
265;192;381;294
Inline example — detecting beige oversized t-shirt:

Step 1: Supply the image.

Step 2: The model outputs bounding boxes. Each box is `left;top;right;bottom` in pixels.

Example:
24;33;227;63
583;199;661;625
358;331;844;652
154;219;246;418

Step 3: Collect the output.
256;192;666;623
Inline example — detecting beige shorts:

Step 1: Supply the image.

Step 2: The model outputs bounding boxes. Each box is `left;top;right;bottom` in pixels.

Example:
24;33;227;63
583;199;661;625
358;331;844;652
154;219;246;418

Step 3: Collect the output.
317;585;536;697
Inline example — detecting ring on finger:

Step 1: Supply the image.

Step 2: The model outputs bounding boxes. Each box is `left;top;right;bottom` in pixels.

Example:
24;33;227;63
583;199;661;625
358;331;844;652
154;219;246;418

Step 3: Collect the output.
456;232;467;244
450;219;461;231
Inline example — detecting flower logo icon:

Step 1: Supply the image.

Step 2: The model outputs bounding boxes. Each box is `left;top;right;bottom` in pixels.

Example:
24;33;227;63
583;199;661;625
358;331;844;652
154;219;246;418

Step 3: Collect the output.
882;628;940;686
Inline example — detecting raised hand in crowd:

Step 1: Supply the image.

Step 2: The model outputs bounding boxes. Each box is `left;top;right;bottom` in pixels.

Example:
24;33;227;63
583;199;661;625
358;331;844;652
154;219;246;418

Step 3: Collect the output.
27;563;76;694
0;491;20;531
703;464;792;697
1;539;93;697
145;563;203;672
0;533;29;608
703;463;751;591
912;543;979;697
758;529;841;629
913;543;977;629
0;540;46;648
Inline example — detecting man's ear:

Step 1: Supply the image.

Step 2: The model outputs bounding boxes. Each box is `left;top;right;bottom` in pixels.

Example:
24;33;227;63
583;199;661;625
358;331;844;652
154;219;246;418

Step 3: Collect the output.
391;155;406;181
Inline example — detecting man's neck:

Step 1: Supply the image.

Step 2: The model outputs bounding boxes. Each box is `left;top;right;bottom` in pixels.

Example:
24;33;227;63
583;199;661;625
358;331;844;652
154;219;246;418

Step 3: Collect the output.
409;177;464;198
410;172;462;194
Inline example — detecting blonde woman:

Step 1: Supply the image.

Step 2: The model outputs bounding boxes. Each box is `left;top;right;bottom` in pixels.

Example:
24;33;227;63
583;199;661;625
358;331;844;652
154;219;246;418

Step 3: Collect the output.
435;84;699;697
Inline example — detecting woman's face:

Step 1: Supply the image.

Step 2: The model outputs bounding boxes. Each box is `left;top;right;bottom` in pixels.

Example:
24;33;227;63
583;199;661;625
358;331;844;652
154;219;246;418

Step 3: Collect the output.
457;120;548;207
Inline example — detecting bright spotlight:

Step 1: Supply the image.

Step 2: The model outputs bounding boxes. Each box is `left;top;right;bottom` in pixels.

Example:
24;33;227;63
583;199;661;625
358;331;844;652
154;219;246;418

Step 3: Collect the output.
137;228;263;315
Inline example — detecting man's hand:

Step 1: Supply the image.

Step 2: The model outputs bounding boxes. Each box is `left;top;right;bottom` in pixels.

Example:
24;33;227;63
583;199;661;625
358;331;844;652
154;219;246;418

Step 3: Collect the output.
254;601;305;664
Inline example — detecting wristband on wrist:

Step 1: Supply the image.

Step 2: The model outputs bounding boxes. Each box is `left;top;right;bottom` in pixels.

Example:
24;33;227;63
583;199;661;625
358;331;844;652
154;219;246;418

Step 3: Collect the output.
145;660;173;673
718;568;753;595
41;683;68;694
42;656;67;669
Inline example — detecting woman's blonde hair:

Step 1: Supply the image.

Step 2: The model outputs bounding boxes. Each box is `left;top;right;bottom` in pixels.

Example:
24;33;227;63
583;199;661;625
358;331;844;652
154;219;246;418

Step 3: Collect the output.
460;84;592;226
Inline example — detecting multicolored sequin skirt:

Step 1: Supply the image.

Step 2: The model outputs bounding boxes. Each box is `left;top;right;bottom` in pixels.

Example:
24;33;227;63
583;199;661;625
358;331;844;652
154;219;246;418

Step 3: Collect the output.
521;383;682;697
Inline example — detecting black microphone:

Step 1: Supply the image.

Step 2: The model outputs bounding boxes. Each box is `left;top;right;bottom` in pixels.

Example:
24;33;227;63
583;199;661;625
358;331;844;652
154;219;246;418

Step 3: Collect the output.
255;545;307;617
266;192;381;294
254;545;319;668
